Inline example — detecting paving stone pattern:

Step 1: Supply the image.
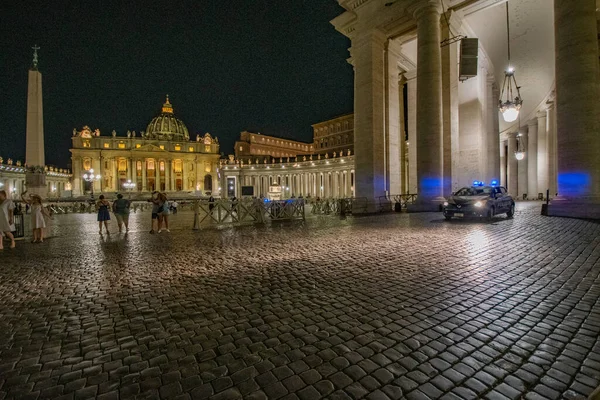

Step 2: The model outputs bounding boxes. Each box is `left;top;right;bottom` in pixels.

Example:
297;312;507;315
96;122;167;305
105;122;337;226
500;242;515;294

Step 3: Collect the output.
1;202;599;399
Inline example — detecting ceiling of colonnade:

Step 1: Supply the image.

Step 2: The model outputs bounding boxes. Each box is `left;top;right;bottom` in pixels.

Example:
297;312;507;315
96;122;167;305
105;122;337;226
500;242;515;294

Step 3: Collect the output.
396;0;555;133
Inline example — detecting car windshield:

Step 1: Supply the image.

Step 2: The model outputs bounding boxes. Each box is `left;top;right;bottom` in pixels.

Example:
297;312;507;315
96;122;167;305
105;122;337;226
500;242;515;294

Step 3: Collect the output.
454;187;492;196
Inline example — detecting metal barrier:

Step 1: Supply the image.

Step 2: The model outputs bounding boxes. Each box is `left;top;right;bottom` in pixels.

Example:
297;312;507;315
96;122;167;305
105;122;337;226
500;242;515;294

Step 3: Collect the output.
378;194;418;212
192;198;305;229
310;197;367;215
13;213;25;238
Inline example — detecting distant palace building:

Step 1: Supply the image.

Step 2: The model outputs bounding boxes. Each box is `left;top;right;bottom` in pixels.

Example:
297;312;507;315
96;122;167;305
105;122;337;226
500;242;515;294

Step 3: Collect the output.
70;96;221;197
234;131;314;159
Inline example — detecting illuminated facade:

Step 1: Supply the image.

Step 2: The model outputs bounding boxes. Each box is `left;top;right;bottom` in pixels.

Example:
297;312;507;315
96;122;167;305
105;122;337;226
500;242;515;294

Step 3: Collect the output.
70;97;221;197
0;158;72;199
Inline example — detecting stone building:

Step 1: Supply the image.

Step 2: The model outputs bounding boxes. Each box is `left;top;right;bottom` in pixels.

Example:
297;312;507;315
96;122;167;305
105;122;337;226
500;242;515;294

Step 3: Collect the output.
330;0;600;217
234;131;314;159
70;97;221;197
312;113;355;155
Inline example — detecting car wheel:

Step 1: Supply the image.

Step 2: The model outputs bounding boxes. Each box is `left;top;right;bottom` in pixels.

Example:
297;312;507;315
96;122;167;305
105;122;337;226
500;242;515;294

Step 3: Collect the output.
486;207;494;222
507;203;515;218
444;215;452;221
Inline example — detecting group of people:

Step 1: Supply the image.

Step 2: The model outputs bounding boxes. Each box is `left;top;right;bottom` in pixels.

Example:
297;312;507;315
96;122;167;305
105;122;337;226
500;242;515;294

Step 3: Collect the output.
0;190;51;249
96;193;132;234
98;191;173;234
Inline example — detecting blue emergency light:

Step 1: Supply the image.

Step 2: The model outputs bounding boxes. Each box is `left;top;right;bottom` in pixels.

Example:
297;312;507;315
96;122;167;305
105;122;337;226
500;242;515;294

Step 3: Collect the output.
472;181;485;187
491;180;499;186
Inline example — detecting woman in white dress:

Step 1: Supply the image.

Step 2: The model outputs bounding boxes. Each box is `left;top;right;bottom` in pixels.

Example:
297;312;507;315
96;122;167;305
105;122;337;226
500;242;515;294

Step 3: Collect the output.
20;191;47;243
0;190;16;249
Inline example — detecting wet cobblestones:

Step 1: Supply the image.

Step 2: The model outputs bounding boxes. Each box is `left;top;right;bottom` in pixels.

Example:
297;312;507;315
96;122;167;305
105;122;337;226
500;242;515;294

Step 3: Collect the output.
1;202;599;399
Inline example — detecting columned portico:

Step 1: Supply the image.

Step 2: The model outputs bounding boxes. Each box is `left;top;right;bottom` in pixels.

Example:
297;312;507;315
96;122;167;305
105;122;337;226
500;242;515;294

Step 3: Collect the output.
548;0;600;218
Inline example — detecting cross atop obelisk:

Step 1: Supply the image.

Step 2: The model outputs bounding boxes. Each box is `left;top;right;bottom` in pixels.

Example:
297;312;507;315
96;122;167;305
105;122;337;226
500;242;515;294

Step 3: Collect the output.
32;44;40;70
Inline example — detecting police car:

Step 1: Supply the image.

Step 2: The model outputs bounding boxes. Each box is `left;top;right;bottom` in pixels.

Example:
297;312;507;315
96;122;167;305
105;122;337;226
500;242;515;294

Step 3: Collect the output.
442;181;515;221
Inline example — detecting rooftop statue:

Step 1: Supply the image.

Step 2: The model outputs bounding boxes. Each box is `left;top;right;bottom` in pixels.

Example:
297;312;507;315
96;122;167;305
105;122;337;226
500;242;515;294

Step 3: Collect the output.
132;131;136;137
127;130;131;138
72;128;77;137
80;126;92;138
112;130;116;138
94;128;100;137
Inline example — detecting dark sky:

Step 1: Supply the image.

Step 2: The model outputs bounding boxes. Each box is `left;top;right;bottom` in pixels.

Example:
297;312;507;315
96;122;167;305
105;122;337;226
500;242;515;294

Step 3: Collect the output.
0;1;353;169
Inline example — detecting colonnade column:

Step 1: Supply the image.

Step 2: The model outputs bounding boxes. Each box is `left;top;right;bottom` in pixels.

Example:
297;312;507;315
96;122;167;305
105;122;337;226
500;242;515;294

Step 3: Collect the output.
549;0;600;218
537;112;548;196
441;14;459;195
112;158;118;191
164;160;170;191
385;41;402;195
408;1;444;211
500;141;507;188
352;29;387;211
507;134;518;196
527;120;538;198
141;159;147;191
485;76;500;185
517;132;528;198
406;70;417;194
546;103;557;198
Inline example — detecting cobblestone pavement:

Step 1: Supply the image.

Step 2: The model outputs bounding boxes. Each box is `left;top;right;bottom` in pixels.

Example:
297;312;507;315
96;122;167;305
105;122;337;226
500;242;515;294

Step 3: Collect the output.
1;202;600;400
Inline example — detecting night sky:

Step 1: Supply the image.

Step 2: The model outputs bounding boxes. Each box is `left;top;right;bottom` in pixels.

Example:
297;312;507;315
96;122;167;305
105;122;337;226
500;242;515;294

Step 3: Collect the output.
0;1;353;169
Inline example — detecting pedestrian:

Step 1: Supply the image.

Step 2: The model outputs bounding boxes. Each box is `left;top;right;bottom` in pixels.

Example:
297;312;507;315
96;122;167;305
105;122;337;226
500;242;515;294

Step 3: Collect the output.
112;193;131;233
97;195;111;234
208;195;215;213
0;190;16;249
231;196;238;215
149;191;160;233
171;200;178;214
20;191;47;243
157;192;170;233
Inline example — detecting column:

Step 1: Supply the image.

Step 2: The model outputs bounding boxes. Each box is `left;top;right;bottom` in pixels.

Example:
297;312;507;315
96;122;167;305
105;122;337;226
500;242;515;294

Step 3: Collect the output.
485;76;500;184
182;162;187;191
441;14;459;195
165;160;170;191
171;160;176;191
406;70;417;194
141;159;147;191
549;0;600;218
537;111;548;196
409;1;444;211
546;104;557;198
527;120;538;198
112;158;118;191
72;157;82;196
385;40;402;195
92;157;101;193
517;132;528;199
352;29;387;210
500;141;507;188
507;134;518;196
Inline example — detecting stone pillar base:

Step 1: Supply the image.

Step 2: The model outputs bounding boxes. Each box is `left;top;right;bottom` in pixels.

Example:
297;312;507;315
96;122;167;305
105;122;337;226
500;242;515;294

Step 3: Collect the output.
407;197;445;213
545;197;600;220
25;171;47;200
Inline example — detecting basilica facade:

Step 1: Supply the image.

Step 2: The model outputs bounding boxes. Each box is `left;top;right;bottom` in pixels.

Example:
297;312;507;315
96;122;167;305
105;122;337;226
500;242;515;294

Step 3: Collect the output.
70;97;221;197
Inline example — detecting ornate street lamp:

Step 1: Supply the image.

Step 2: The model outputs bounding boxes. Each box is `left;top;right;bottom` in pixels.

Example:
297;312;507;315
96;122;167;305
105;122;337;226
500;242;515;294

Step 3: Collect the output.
82;168;101;199
123;179;136;198
498;1;523;123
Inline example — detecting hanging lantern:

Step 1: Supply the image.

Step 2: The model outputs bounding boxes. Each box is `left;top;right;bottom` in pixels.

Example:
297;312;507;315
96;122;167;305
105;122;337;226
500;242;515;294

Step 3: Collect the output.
498;2;523;123
515;133;525;160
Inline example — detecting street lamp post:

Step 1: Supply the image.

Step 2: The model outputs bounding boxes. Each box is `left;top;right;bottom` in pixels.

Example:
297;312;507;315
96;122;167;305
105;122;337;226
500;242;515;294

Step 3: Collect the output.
82;169;101;200
123;179;136;199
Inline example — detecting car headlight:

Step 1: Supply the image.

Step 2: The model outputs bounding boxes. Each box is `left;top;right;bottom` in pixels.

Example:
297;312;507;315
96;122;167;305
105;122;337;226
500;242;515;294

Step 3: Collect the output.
443;201;448;206
474;201;484;207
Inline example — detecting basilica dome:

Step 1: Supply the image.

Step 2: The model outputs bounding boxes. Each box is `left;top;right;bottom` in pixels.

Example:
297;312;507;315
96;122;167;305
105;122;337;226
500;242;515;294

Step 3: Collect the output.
145;96;190;141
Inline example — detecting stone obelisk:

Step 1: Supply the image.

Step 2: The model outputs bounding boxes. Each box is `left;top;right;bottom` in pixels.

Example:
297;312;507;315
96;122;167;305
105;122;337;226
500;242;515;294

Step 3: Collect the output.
25;45;46;198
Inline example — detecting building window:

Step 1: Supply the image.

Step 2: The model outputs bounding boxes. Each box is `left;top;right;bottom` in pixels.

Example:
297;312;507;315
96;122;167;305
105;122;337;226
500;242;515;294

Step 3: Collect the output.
136;144;141;148
174;160;182;173
83;159;91;170
159;145;165;150
205;145;210;152
137;161;142;170
239;146;243;151
118;142;126;149
175;145;181;151
160;161;165;172
147;160;155;170
204;175;213;191
188;146;194;152
103;143;110;148
118;159;127;172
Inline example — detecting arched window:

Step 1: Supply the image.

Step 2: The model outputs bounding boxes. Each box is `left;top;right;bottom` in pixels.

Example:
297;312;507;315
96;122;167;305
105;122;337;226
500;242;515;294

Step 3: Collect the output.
204;175;212;191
